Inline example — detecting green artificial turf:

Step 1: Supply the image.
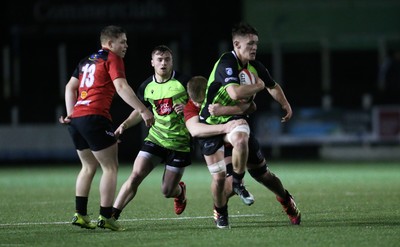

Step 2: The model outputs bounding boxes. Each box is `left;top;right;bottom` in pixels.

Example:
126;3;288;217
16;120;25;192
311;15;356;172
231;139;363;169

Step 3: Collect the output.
0;161;399;247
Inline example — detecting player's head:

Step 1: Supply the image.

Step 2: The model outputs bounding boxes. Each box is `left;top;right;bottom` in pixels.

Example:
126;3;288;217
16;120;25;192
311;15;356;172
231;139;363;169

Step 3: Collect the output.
232;22;259;63
187;76;207;107
151;45;174;79
100;25;128;58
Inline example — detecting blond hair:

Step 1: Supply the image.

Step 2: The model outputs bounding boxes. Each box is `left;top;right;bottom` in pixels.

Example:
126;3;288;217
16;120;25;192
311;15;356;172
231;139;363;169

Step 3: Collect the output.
187;76;207;103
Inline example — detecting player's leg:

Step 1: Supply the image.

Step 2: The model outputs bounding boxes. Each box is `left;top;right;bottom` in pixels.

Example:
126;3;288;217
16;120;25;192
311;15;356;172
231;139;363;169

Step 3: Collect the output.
248;161;301;224
112;141;164;224
224;132;254;206
203;149;230;228
247;135;301;225
76;149;98;209
226;128;249;176
161;150;191;215
197;138;229;228
204;149;227;208
72;148;98;229
68;116;101;230
114;152;157;211
92;143;119;209
92;142;128;231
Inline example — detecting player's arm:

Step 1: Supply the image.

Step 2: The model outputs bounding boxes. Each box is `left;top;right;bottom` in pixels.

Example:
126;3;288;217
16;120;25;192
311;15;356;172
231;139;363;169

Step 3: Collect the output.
59;76;79;124
185;116;247;138
113;78;154;127
65;77;79;116
226;76;265;100
208;101;256;116
266;83;292;122
114;109;143;136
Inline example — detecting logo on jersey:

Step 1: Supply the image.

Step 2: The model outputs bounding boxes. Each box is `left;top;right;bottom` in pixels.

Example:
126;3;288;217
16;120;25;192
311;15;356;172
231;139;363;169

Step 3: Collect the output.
80;91;88;99
155;98;173;115
89;53;99;61
225;68;233;76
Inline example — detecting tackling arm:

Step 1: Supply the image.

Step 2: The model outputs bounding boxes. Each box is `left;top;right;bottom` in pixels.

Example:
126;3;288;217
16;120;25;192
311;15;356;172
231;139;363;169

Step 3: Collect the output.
208;101;256;116
185;117;247;138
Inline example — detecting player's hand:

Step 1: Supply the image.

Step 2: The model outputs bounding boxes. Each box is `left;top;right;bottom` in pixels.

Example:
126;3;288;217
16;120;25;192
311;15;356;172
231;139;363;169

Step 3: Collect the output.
208;103;222;116
59;115;71;125
281;104;293;122
141;109;154;127
173;103;185;115
114;123;127;139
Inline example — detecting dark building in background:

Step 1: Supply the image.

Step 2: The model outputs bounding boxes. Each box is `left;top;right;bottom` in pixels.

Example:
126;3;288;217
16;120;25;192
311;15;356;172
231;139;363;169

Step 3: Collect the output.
1;0;242;162
1;0;399;163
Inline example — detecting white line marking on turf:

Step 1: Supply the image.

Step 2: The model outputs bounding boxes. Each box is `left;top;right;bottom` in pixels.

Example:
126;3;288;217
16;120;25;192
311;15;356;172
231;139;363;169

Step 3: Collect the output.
0;214;263;227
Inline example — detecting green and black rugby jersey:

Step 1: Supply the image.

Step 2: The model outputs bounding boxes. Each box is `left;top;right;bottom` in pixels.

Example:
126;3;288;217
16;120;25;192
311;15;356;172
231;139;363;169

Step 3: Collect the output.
199;51;276;125
137;70;191;152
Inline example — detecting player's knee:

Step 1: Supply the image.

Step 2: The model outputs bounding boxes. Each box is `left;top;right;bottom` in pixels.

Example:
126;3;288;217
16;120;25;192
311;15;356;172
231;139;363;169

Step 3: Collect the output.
236;139;248;151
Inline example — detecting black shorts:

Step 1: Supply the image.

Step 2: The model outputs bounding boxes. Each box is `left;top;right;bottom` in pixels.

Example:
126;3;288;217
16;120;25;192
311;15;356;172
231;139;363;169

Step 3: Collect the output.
141;140;191;168
223;134;264;165
68;115;117;151
196;135;225;156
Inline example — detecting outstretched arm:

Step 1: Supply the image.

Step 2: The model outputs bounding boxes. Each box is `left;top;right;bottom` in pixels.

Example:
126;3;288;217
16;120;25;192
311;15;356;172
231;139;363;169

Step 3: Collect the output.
113;78;154;127
266;84;292;122
114;110;143;137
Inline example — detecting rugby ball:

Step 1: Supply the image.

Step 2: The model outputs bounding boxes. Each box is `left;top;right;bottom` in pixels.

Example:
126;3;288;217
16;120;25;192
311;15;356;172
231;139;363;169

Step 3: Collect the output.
238;69;256;101
239;69;256;85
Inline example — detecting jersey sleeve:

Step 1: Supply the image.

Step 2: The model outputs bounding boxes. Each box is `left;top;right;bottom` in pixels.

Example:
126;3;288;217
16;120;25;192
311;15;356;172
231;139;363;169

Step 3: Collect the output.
216;53;241;87
184;100;199;122
107;52;126;81
251;61;276;88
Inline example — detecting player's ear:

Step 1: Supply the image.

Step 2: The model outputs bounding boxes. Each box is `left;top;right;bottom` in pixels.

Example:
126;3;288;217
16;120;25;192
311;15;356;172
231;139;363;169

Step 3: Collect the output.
233;40;240;49
107;39;114;49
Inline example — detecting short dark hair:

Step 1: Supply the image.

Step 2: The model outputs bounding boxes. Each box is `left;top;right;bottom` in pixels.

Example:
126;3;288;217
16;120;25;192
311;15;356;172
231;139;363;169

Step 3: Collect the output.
151;45;173;57
232;22;258;39
100;25;126;44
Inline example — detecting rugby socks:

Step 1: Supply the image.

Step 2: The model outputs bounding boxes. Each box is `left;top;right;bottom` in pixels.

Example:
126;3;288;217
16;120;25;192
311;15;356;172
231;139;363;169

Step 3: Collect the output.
75;196;88;216
100;206;112;219
232;171;245;185
111;207;122;220
214;204;228;214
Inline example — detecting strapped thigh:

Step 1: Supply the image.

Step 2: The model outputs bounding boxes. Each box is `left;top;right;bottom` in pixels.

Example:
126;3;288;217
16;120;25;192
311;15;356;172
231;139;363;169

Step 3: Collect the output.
207;160;226;174
226;124;250;144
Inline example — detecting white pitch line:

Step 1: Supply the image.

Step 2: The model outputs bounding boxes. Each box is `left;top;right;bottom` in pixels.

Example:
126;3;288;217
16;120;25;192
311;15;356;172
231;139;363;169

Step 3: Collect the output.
0;214;263;227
